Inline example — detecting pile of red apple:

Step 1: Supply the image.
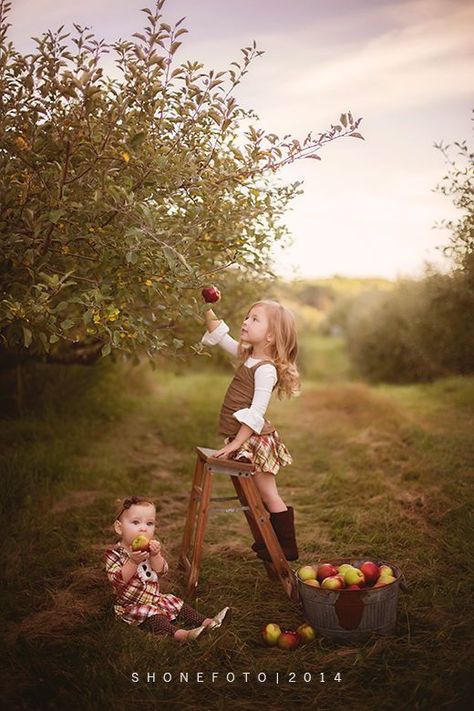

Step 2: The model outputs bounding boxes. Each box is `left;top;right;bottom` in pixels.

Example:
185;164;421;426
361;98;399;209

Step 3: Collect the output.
297;560;397;590
262;622;316;650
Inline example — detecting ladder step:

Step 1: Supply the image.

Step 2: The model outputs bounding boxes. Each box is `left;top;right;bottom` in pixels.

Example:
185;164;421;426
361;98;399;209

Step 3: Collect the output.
210;495;240;502
209;505;250;513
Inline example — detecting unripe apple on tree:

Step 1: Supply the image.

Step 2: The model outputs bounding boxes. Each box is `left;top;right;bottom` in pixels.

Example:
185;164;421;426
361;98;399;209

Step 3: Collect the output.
131;534;150;552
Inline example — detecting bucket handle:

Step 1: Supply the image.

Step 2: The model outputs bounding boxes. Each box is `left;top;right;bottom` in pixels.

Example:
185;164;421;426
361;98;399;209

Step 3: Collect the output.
398;572;409;594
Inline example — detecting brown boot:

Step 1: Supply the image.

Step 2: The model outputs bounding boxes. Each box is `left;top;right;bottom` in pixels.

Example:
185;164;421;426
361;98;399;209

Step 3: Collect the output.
251;507;299;561
270;506;299;561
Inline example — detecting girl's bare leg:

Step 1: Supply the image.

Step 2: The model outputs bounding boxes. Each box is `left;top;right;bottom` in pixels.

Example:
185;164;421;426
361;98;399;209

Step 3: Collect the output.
253;470;287;512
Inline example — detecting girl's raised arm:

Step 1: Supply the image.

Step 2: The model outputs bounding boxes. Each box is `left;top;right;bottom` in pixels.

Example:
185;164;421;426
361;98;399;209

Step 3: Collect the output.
201;308;239;357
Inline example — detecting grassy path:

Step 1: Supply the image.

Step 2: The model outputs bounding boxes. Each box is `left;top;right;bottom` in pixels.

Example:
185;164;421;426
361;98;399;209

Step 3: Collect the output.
1;361;473;710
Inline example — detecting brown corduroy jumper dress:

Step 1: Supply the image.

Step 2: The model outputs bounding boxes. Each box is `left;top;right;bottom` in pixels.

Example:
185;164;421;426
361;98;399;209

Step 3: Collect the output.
218;359;293;476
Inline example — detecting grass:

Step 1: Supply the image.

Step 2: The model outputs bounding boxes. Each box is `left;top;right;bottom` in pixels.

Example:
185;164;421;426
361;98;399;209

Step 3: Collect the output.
1;337;473;710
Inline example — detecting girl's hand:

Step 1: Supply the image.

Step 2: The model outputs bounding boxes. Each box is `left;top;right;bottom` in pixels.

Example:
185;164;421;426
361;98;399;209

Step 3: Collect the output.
148;539;162;557
129;550;149;565
213;441;241;459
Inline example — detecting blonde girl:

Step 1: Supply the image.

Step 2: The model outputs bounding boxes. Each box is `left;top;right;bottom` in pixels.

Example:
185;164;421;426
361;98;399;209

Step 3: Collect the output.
201;297;300;560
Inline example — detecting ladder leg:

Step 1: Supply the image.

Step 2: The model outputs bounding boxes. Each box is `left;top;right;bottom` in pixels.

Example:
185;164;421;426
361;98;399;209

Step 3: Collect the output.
239;476;298;602
186;463;212;598
179;454;205;571
231;475;266;547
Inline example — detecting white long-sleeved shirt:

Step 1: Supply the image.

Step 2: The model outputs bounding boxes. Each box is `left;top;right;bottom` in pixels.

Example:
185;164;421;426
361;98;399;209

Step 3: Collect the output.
201;320;278;434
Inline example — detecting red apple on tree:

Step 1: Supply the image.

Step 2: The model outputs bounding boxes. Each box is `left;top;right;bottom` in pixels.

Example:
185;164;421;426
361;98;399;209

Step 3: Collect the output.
201;286;221;303
262;623;282;646
131;534;150;552
277;630;300;651
317;563;339;582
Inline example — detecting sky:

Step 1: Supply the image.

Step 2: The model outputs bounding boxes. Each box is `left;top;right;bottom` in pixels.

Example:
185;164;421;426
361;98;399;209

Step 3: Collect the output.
8;0;474;281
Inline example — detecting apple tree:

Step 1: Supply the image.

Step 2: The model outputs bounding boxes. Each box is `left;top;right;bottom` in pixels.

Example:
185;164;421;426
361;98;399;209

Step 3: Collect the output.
0;0;363;366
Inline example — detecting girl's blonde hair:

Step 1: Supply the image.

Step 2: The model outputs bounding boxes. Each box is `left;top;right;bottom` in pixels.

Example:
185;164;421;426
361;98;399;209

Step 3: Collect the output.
236;299;301;399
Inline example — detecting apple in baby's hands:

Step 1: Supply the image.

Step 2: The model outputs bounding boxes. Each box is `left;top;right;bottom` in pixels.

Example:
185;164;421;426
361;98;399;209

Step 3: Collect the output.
131;534;150;553
296;623;316;643
262;623;282;646
277;630;300;651
359;561;380;585
317;563;339;582
201;286;221;303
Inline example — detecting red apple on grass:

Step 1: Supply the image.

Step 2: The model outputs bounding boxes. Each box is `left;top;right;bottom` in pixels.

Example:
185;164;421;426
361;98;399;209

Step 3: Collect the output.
317;563;339;582
262;623;282;646
359;561;380;585
277;630;300;651
131;534;150;552
296;623;316;643
201;286;221;303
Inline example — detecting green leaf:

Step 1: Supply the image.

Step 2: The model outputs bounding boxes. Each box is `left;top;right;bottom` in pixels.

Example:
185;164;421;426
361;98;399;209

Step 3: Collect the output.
101;342;111;357
61;319;75;330
49;334;60;343
48;209;65;224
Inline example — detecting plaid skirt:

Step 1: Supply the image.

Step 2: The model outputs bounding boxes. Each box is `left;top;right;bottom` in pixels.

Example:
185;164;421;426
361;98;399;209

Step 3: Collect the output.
224;429;292;476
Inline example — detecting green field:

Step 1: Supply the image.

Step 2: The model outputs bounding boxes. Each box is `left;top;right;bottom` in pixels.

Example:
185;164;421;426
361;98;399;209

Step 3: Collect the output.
1;336;473;710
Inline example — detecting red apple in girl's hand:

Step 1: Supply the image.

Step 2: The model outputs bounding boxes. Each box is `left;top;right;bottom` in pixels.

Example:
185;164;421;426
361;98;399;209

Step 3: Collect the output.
201;286;221;303
131;535;150;552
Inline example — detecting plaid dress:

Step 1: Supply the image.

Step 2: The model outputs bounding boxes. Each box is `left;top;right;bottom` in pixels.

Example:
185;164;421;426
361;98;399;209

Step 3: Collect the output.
224;428;293;476
104;543;184;625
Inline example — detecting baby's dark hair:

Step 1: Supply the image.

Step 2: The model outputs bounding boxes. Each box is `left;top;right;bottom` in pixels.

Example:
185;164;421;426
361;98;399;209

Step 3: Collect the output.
115;495;155;521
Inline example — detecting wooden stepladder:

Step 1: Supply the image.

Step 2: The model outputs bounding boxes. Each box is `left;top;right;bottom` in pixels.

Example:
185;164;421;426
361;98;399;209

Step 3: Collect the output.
179;446;298;602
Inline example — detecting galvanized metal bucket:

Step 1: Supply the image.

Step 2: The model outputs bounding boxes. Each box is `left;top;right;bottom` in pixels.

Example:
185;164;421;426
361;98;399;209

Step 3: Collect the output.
296;557;403;642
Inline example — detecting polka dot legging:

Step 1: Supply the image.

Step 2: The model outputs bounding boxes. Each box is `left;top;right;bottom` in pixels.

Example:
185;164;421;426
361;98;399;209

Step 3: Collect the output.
140;602;206;637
